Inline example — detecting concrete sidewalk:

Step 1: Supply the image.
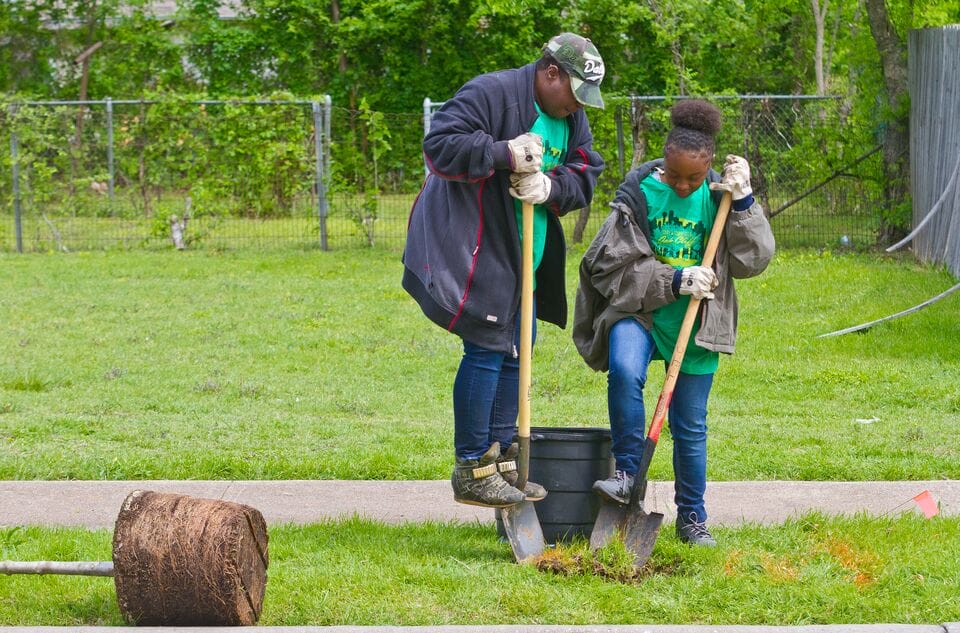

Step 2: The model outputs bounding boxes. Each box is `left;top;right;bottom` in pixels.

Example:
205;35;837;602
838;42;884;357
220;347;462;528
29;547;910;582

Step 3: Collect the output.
2;626;959;633
1;479;957;528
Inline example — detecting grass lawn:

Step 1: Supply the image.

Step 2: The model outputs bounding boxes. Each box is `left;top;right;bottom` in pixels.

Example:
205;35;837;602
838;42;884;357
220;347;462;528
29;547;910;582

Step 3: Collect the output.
1;513;958;625
0;245;958;481
1;245;958;626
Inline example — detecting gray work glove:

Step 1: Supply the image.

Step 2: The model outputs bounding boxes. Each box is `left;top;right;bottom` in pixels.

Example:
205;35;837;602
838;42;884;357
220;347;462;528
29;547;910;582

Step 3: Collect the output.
506;133;543;173
508;171;552;205
718;154;752;200
679;265;718;300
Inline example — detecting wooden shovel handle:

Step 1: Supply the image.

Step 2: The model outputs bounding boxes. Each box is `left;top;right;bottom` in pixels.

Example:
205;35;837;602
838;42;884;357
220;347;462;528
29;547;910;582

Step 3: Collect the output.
647;189;732;443
628;188;733;508
517;201;534;488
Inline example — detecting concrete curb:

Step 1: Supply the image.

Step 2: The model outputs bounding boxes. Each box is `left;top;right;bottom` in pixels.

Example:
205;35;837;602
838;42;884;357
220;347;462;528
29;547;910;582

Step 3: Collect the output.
1;480;957;528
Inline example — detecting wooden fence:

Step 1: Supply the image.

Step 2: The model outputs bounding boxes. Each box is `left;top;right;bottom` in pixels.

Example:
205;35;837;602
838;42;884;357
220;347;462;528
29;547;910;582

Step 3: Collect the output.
907;25;960;277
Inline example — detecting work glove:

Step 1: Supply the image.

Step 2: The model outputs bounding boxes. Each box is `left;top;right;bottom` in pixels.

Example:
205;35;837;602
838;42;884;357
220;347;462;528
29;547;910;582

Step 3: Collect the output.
716;154;752;201
509;171;552;205
506;132;543;173
679;265;718;300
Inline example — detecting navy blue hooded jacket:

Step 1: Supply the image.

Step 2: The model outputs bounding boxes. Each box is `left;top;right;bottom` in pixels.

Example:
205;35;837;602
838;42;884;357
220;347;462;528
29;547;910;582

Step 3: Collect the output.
402;61;605;353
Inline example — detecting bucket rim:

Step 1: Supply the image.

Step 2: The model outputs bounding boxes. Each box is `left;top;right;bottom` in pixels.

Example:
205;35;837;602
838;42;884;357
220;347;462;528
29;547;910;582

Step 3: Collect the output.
528;426;612;441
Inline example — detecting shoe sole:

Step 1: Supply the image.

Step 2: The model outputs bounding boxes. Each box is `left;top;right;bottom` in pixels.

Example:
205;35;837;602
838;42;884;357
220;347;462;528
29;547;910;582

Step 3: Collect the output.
676;529;718;547
454;497;525;509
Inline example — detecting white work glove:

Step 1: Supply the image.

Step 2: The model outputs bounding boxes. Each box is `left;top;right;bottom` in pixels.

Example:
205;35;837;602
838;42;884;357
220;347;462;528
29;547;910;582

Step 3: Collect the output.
717;154;752;201
506;132;543;173
679;266;718;300
509;171;552;205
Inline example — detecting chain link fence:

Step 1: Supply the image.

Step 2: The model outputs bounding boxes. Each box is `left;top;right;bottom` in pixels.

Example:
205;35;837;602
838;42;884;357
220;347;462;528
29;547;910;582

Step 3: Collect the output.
0;95;885;253
2;99;332;252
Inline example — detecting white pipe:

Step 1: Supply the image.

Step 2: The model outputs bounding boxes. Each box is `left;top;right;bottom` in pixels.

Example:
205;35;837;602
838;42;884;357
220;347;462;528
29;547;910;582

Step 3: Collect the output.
0;561;114;576
887;149;960;252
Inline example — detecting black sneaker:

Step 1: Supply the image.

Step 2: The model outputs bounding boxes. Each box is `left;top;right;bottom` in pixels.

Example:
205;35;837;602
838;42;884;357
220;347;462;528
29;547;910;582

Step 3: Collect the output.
592;469;635;505
497;442;547;501
451;442;525;508
676;512;717;547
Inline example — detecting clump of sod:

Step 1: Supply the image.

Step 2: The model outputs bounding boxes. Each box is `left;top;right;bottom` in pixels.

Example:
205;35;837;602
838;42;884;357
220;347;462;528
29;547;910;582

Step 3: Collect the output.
534;537;680;583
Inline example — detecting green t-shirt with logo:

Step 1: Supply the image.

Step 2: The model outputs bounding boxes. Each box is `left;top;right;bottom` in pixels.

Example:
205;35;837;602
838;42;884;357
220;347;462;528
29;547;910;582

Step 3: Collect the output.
515;103;569;286
641;172;719;375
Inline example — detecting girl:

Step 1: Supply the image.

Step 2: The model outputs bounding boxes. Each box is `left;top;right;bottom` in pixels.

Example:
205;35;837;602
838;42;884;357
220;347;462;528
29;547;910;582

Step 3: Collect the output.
573;99;775;545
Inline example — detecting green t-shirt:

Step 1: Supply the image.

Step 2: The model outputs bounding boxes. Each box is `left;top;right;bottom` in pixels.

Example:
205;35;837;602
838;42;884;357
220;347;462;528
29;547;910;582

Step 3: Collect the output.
515;103;569;285
641;172;719;375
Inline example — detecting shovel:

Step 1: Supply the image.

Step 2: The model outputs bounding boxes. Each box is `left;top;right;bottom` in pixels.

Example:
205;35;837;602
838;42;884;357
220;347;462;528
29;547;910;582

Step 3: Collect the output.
499;201;546;564
590;184;734;567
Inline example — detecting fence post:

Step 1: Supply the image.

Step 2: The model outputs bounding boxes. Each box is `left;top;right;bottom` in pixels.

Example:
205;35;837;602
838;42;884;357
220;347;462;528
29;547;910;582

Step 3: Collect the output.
312;100;329;251
323;95;331;191
106;97;115;210
615;103;625;180
423;97;432;180
9;105;23;253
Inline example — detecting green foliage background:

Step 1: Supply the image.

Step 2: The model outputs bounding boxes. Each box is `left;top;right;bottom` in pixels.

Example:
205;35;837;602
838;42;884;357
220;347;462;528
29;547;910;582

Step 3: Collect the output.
4;0;957;107
1;0;958;233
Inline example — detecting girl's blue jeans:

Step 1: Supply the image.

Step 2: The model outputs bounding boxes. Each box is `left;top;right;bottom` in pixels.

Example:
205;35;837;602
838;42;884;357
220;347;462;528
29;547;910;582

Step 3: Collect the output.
607;317;715;523
453;307;536;461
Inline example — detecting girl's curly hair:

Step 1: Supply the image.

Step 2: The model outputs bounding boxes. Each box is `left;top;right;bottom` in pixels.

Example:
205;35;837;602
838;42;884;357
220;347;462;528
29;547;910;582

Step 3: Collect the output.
664;99;722;160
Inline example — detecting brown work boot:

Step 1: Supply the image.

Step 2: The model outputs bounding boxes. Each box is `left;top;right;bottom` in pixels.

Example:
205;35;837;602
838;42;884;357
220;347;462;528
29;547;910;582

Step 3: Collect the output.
451;442;525;508
497;442;547;501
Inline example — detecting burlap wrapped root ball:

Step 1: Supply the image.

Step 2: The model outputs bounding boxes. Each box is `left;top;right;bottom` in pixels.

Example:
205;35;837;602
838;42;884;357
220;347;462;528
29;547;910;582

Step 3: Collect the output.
111;490;269;626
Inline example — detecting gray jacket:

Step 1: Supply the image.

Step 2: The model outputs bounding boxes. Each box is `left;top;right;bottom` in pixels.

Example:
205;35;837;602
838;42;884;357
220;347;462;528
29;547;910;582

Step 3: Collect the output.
573;159;775;372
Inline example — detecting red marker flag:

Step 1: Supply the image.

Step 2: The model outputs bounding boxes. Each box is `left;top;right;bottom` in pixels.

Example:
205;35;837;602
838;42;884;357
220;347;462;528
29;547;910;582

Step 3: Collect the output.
912;490;939;518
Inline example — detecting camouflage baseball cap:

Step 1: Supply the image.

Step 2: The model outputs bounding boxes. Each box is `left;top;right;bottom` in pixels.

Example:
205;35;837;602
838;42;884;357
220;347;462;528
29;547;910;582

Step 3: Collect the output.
543;33;605;109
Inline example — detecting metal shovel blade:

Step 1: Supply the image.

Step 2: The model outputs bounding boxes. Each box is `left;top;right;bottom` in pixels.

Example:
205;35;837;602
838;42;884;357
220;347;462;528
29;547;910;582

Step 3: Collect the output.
590;495;664;568
499;500;544;563
589;499;629;550
620;509;665;567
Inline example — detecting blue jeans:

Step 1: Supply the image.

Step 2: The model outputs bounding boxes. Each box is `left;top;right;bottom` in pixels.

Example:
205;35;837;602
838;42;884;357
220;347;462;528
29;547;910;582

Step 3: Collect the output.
453;308;536;460
607;318;714;523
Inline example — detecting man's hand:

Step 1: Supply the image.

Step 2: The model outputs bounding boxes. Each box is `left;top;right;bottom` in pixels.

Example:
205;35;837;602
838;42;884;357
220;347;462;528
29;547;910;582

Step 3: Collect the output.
509;171;552;205
717;154;752;201
506;133;543;173
679;266;718;300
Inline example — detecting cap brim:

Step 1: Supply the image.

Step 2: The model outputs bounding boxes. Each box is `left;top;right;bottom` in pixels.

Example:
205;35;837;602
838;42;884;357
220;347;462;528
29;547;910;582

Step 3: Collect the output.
570;76;604;109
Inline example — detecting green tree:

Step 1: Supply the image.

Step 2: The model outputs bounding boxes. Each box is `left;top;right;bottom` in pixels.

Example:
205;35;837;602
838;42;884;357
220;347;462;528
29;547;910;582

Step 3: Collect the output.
862;0;959;239
87;1;188;96
865;0;910;240
0;2;58;94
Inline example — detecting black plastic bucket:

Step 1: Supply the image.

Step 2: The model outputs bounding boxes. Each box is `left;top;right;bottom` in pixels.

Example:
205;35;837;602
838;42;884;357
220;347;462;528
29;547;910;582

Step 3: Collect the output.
496;426;613;544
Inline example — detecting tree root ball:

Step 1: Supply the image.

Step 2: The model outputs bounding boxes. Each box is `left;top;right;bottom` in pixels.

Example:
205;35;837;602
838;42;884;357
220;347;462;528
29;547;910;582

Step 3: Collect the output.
112;490;269;626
